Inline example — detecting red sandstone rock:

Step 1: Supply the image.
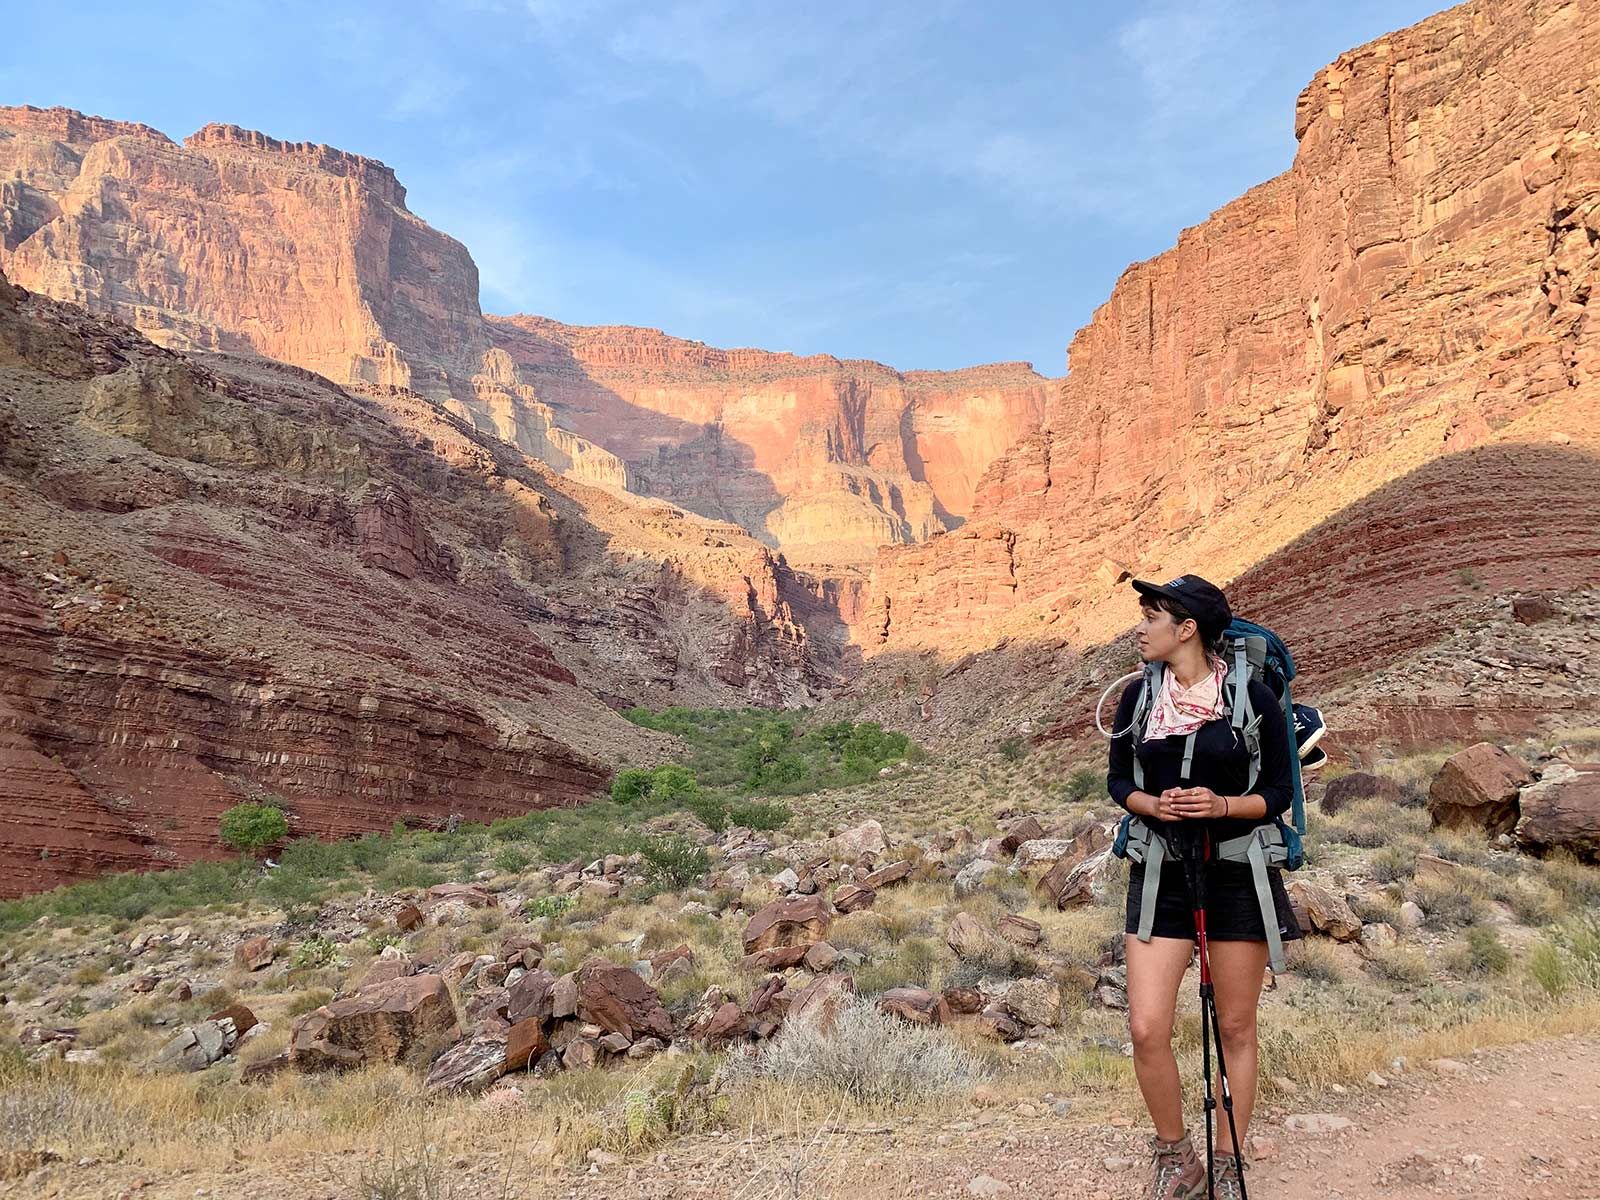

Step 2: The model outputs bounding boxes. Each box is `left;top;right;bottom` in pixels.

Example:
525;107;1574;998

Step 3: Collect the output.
1429;743;1534;835
233;936;273;972
742;894;832;954
573;961;673;1043
877;987;947;1026
289;974;458;1072
1516;763;1600;860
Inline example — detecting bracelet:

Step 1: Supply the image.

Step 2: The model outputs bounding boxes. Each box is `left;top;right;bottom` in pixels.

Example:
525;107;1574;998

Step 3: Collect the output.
1223;795;1230;817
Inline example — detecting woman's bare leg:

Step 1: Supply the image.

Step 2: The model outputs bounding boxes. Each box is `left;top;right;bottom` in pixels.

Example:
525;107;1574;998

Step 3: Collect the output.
1206;939;1270;1154
1125;934;1198;1141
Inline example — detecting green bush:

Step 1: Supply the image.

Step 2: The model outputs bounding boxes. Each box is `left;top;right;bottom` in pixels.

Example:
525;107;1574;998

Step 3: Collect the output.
686;793;730;833
1064;767;1107;804
1446;927;1509;976
726;800;792;832
492;845;532;874
219;803;289;855
998;737;1028;763
635;834;708;891
611;768;654;804
648;765;701;805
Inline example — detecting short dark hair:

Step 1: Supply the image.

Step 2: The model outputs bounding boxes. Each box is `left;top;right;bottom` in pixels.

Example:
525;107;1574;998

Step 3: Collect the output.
1140;596;1226;655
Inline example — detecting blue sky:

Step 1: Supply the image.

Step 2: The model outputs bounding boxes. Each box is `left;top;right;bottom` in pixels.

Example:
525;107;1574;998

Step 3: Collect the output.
6;1;1443;373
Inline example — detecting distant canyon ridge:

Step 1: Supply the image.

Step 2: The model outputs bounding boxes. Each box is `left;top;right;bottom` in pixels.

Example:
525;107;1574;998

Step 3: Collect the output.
0;107;1049;572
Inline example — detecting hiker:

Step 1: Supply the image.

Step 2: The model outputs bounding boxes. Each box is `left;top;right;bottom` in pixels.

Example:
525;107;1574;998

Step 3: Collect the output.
1105;575;1302;1200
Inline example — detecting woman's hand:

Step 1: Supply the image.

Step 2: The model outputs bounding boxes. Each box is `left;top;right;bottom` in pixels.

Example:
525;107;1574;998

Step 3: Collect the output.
1151;788;1189;822
1165;786;1227;820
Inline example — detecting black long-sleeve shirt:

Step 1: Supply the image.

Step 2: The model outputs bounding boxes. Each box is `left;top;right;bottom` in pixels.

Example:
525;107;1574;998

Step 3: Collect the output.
1106;674;1294;843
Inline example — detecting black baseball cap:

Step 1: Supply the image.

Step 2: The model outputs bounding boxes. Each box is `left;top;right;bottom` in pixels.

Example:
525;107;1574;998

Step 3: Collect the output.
1131;574;1232;639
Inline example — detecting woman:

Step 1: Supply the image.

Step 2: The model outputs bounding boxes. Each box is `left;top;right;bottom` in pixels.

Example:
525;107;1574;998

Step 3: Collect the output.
1105;574;1301;1200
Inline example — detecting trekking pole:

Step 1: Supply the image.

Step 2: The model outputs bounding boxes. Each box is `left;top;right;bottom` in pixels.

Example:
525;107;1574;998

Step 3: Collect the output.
1178;828;1249;1199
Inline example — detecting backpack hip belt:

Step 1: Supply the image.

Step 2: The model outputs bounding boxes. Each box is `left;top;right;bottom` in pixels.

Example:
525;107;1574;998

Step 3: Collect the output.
1116;816;1295;973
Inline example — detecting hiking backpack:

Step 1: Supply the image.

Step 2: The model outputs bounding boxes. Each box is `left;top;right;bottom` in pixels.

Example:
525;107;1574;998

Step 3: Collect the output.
1103;617;1317;972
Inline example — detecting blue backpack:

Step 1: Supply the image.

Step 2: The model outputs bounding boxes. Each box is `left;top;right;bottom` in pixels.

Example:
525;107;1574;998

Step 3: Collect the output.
1108;618;1313;971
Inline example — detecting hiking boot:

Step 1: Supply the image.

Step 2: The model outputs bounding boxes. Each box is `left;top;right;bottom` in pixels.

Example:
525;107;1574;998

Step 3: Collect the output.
1212;1151;1247;1199
1149;1132;1205;1200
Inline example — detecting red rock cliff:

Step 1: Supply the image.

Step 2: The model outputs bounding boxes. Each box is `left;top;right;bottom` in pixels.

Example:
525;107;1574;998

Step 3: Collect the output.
869;0;1600;666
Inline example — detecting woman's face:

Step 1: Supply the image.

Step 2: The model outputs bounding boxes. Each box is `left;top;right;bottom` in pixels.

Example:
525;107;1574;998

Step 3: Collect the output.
1136;603;1195;662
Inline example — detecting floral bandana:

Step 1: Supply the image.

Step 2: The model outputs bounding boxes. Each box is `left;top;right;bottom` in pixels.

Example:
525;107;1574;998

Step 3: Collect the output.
1142;655;1228;741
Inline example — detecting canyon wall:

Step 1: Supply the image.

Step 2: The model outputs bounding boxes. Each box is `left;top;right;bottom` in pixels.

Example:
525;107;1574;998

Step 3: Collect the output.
0;106;1047;569
0;265;840;895
868;0;1600;680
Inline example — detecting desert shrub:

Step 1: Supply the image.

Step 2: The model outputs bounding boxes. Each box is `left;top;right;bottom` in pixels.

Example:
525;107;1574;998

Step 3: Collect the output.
648;765;701;806
1365;945;1430;985
218;803;289;855
1369;845;1417;884
726;800;792;832
1446;927;1510;976
1412;874;1490;929
288;987;335;1017
491;845;531;874
998;736;1028;762
1064;766;1107;804
718;996;988;1103
685;793;730;834
942;941;1041;990
852;936;941;995
635;835;708;892
610;768;654;804
1287;939;1348;983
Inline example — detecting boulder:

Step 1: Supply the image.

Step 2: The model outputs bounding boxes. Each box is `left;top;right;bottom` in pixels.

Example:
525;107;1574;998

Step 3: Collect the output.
154;1018;237;1072
702;1001;748;1042
787;972;855;1031
1094;965;1129;1010
771;867;801;892
505;1018;549;1071
563;1038;601;1070
941;987;985;1015
357;955;413;992
976;1006;1024;1042
1002;978;1061;1028
832;883;877;913
599;1032;633;1055
878;987;947;1025
1428;743;1533;835
207;1002;258;1038
507;968;557;1025
803;941;840;972
863;859;913;889
999;816;1046;855
1321;772;1408;816
742;894;832;954
832;819;888;860
574;961;674;1042
289;974;459;1071
1039;847;1119;909
741;945;811;971
551;973;579;1019
1285;881;1362;942
1011;839;1079;874
233;936;273;972
996;914;1042;948
395;903;423;932
425;883;494;909
954;858;999;897
1511;594;1557;624
424;1036;508;1094
946;913;991;959
1360;923;1398;951
1516;763;1600;860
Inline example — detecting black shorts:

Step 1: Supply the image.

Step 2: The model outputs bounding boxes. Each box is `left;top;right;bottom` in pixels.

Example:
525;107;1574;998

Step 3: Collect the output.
1126;859;1304;944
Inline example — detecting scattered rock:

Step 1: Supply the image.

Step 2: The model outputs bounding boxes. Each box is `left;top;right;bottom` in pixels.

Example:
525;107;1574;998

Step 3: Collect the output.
1428;743;1533;835
832;819;888;860
942;987;984;1015
832;883;876;913
954;858;999;897
742;894;832;954
1359;923;1398;950
574;960;673;1043
424;1036;507;1094
289;974;459;1072
878;987;947;1025
1516;763;1600;860
787;972;855;1031
1285;880;1362;941
999;816;1046;855
945;912;991;959
863;859;913;889
996;914;1042;948
1284;1113;1354;1134
395;903;423;932
1002;978;1061;1028
1321;772;1408;815
504;1018;549;1071
233;936;273;972
803;941;840;972
1397;901;1426;931
967;1175;1012;1196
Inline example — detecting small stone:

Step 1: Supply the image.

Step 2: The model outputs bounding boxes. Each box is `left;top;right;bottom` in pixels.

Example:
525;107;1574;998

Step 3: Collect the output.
966;1175;1012;1197
1429;1057;1469;1075
1284;1113;1353;1134
1367;1071;1388;1088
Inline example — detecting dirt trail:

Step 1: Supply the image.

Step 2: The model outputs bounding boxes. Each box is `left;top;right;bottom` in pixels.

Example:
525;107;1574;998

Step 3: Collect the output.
11;1034;1600;1199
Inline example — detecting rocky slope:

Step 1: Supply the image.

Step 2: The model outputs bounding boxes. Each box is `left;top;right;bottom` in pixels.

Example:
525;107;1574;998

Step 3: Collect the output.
0;266;845;897
0;107;1048;569
866;0;1600;723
